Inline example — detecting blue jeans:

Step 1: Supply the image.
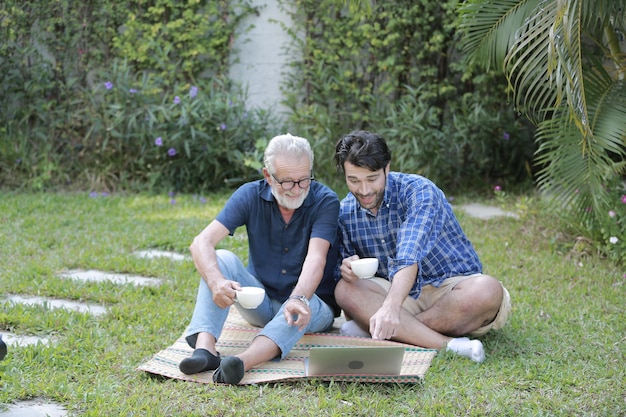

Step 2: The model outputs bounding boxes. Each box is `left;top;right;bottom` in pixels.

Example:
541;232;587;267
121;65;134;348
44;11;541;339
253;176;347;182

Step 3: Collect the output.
185;249;334;359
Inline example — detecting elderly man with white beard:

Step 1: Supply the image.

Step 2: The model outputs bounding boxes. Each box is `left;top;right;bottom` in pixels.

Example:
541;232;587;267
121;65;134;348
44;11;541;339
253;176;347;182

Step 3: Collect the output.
178;134;340;384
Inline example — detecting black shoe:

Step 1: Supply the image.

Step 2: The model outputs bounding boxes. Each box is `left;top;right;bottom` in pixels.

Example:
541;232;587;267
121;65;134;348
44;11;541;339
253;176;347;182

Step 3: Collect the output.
179;348;221;375
0;334;7;361
212;356;245;385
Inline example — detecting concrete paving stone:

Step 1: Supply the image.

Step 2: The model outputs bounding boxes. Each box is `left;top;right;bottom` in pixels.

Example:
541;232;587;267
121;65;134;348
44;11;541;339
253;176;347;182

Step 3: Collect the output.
4;295;107;316
0;399;67;417
57;269;162;287
0;331;51;347
133;249;189;261
457;203;519;220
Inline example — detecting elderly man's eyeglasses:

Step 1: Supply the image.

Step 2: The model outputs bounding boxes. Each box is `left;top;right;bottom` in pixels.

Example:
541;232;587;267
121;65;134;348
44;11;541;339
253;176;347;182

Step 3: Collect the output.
270;173;315;190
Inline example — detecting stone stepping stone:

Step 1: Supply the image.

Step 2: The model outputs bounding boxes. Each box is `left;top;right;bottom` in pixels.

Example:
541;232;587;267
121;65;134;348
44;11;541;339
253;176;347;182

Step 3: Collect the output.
0;399;67;417
57;269;162;287
0;331;51;347
134;249;189;261
2;269;162;348
4;295;107;316
457;203;519;220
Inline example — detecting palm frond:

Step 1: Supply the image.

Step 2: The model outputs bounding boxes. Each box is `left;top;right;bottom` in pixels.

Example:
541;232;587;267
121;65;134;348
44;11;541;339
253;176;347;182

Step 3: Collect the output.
504;0;582;125
505;11;558;122
535;107;619;220
460;0;626;230
458;0;543;71
586;63;626;158
580;0;626;29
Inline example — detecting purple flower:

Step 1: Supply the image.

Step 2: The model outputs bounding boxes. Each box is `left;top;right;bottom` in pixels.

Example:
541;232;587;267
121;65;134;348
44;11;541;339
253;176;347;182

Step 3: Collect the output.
155;137;163;146
503;132;510;140
609;210;616;218
189;86;198;98
89;191;98;198
219;123;227;130
494;185;502;192
104;81;113;90
129;88;138;94
168;148;177;156
168;191;176;198
170;199;176;205
621;195;626;204
200;197;207;204
173;96;181;104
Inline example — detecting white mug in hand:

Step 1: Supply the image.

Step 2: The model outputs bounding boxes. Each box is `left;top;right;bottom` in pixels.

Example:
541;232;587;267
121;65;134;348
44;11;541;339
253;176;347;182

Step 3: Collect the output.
351;258;379;279
235;287;265;309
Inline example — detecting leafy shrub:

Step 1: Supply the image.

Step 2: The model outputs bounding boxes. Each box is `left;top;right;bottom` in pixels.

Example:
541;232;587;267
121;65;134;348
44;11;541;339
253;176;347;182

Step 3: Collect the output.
113;0;259;83
1;0;537;194
77;61;282;192
584;176;626;264
0;0;266;191
379;87;536;191
0;40;78;189
279;0;536;193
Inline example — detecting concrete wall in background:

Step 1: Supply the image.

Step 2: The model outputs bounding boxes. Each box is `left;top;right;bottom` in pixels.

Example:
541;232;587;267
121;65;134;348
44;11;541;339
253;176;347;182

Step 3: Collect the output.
229;0;295;117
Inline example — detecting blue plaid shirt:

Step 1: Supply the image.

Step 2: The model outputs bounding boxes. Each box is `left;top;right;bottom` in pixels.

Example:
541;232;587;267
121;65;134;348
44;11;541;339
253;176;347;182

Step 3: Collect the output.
337;172;482;298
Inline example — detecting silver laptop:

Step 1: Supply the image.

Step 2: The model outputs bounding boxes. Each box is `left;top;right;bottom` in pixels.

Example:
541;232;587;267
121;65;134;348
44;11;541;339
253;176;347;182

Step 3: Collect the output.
305;346;405;376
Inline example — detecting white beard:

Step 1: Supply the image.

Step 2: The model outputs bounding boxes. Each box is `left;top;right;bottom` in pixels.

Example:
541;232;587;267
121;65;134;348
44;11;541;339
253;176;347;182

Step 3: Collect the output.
271;184;309;210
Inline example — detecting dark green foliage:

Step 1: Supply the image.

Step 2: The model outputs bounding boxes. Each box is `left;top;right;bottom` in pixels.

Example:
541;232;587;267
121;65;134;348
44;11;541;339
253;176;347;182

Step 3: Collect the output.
112;0;258;83
0;0;272;192
76;62;279;192
280;0;536;192
0;0;535;193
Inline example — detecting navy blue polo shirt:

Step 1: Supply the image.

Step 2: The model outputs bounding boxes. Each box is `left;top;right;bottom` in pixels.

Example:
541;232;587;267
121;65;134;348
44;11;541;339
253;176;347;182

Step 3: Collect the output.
215;179;340;311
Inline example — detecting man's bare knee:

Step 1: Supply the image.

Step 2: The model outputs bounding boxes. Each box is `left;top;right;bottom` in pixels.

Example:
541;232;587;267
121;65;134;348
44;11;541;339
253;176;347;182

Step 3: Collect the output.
334;279;358;310
477;276;504;311
457;275;503;307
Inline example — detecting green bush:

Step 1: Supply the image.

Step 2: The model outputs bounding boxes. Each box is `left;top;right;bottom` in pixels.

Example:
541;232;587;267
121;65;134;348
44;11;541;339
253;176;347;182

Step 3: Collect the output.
0;57;280;192
112;0;259;83
0;0;266;192
74;62;281;192
569;174;626;265
0;0;536;194
279;0;536;193
0;39;78;190
379;87;536;190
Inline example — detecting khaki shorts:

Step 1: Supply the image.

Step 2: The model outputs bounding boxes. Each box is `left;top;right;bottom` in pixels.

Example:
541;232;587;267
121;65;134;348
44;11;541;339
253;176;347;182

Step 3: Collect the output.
369;274;511;337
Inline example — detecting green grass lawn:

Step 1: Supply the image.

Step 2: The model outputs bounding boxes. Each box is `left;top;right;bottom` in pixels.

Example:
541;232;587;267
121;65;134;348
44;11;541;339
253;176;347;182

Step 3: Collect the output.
1;191;624;416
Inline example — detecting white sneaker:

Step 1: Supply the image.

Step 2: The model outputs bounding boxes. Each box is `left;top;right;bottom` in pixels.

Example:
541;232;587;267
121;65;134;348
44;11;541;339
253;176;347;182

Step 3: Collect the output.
340;320;371;338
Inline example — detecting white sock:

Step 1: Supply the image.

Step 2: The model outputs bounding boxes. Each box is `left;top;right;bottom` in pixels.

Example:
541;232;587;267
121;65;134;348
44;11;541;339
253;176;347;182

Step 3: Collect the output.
340;320;371;338
446;337;485;363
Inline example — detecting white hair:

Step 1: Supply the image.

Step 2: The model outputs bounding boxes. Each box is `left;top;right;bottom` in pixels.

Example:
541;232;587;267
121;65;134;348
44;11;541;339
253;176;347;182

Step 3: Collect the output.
263;133;314;172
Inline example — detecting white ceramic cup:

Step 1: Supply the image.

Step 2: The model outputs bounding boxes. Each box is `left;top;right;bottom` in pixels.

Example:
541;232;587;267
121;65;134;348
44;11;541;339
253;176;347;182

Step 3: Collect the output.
351;258;379;279
236;286;266;309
